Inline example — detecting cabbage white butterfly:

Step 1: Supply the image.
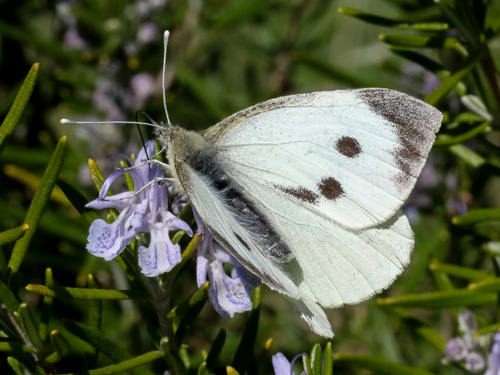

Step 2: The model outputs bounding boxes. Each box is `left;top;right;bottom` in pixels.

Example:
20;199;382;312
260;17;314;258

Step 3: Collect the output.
159;87;442;338
154;34;442;337
64;31;442;338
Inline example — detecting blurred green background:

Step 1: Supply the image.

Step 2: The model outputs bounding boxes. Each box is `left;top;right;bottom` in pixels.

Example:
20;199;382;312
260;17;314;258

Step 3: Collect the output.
1;0;500;374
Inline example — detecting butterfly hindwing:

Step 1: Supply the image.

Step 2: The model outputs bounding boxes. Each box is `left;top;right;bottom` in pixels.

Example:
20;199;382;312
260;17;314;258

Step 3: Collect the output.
232;169;414;307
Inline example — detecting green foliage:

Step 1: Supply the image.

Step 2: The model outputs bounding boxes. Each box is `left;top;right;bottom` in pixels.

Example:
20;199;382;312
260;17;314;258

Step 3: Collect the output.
1;0;500;374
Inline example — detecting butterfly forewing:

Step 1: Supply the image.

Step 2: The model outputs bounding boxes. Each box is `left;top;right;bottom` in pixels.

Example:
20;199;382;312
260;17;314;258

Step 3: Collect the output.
205;88;442;229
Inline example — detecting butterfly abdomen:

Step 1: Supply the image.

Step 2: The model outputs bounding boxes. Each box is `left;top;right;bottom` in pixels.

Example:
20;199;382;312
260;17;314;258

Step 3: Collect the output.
166;128;293;264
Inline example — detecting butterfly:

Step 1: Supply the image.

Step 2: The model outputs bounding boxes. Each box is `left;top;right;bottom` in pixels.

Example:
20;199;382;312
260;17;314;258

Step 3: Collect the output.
156;87;442;338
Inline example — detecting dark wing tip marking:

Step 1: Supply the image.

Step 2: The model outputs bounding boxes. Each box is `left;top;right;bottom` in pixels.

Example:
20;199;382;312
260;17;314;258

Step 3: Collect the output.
335;136;362;158
356;88;442;190
318;177;344;201
356;88;442;133
274;184;319;204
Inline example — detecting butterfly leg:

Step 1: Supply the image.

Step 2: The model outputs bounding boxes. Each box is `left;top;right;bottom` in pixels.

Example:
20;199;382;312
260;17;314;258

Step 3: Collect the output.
101;176;174;202
118;158;172;173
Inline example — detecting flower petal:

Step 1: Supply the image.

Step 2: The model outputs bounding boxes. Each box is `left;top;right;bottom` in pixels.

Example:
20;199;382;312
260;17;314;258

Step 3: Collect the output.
272;353;292;375
232;265;261;289
128;198;150;230
458;309;478;334
162;211;193;236
86;208;132;260
196;256;209;287
465;352;485;373
192;208;204;233
207;261;253;319
138;223;181;277
211;242;235;264
485;333;500;375
98;169;132;201
86;191;135;210
445;337;468;361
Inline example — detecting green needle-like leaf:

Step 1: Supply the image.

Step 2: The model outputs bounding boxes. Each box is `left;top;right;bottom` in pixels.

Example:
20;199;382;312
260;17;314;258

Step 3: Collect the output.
231;286;261;374
168;281;209;319
205;329;226;372
303;354;312;375
452;208;500;225
310;344;322;375
7;356;26;375
476;323;500;336
380;34;459;49
63;320;156;375
174;287;209;341
0;278;20;316
25;284;147;300
85;274;102;367
179;343;191;370
7;136;68;280
88;158;106;192
388;48;444;73
198;362;209;375
324;342;333;375
461;95;493;120
0;342;37;353
87;275;103;330
45;330;70;363
161;338;188;375
334;354;437;375
435;121;490;146
448;144;485;168
0;63;39;154
338;8;448;30
19;303;43;351
60;350;164;375
430;260;492;281
57;177;100;225
469;278;500;292
425;56;478;106
39;268;54;342
378;289;496;308
0;224;29;247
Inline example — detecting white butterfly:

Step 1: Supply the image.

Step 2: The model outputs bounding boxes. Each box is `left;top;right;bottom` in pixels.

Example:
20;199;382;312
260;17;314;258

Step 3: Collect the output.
62;32;442;337
158;87;442;338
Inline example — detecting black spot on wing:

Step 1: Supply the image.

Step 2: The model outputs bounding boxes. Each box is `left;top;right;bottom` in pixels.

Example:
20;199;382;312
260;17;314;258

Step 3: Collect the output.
318;177;344;201
335;136;361;158
274;184;319;204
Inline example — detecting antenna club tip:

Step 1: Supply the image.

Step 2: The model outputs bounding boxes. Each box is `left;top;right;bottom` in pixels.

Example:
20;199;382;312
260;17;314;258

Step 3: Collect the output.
60;118;72;124
163;30;170;41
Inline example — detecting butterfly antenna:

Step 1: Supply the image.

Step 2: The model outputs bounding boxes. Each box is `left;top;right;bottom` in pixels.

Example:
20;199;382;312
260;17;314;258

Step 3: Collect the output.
135;111;150;159
60;119;162;129
162;30;172;128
